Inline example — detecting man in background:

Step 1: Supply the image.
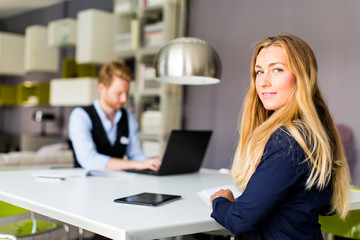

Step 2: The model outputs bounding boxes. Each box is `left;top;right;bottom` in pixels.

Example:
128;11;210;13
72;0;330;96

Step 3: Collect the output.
69;61;161;171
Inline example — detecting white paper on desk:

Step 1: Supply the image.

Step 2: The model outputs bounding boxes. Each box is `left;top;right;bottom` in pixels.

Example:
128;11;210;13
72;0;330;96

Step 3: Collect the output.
351;189;360;203
31;169;136;180
31;169;88;178
197;184;242;206
86;170;136;180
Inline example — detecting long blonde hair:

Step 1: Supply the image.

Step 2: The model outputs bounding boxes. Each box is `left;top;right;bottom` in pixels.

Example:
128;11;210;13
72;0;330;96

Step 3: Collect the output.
231;34;350;218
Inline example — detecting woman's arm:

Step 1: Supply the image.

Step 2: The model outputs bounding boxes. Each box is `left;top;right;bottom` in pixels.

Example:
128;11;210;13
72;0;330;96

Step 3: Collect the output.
211;130;306;234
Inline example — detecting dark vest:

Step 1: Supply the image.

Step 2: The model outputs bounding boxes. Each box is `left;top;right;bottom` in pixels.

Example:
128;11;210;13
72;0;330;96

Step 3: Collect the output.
72;105;129;168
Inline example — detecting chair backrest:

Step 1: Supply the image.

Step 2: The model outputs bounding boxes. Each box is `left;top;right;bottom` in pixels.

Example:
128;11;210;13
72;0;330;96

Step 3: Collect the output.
319;209;360;239
0;201;29;218
336;123;355;164
0;234;17;240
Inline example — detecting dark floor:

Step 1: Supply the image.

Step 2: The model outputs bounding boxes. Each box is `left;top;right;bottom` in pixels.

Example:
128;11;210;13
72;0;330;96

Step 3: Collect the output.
185;234;349;240
87;232;245;240
182;233;245;240
84;233;352;240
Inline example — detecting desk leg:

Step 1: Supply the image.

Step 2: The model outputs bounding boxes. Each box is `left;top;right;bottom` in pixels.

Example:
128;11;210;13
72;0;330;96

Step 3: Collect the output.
322;233;334;240
79;228;84;240
157;237;182;240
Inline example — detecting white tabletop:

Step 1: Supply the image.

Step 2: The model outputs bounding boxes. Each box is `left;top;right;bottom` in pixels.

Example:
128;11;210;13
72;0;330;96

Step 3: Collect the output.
1;168;359;240
0;168;232;240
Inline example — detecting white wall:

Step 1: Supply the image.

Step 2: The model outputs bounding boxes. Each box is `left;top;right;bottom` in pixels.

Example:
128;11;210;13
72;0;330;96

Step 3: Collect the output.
185;0;360;185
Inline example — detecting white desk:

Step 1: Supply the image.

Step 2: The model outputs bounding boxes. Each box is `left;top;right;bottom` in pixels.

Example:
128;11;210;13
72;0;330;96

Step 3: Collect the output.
1;169;359;240
0;168;232;240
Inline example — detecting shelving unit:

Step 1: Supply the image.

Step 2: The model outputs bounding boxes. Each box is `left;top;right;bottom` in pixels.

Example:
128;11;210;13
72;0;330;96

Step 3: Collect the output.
113;0;186;157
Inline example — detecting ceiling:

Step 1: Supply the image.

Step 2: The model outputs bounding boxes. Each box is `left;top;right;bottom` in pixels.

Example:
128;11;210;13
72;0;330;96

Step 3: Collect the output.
0;0;67;19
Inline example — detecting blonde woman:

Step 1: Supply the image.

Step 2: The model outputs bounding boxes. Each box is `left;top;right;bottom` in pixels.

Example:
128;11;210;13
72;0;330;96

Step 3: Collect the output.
210;34;350;239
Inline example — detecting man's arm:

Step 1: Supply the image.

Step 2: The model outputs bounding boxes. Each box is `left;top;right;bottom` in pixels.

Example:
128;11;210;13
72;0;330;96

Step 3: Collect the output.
69;108;110;169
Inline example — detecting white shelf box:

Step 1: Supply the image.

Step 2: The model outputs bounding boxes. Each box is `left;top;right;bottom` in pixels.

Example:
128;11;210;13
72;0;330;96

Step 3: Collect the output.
76;9;115;64
25;25;59;72
0;32;25;76
48;18;77;47
50;77;99;106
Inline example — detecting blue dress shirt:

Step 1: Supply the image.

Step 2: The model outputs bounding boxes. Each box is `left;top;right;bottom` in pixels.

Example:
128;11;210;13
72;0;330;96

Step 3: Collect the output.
211;128;332;240
68;99;148;169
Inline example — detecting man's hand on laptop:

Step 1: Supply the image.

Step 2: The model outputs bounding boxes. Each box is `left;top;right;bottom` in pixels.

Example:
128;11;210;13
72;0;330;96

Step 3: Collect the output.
107;157;161;171
137;157;162;172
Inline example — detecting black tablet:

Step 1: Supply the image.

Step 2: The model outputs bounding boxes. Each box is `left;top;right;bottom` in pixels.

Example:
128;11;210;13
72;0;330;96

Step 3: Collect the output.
114;192;181;206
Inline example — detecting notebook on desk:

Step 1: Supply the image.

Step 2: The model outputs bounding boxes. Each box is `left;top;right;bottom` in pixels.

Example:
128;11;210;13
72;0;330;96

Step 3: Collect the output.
129;130;212;176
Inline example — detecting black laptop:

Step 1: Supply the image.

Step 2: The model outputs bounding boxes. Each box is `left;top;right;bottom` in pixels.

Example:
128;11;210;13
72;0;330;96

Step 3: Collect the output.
130;130;212;176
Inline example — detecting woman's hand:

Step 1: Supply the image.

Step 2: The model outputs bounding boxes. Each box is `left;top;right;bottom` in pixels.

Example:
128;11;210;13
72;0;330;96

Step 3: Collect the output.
210;189;236;204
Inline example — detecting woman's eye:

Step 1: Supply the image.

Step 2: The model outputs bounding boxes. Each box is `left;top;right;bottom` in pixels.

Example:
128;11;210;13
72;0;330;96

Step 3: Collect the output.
255;70;264;75
273;68;283;73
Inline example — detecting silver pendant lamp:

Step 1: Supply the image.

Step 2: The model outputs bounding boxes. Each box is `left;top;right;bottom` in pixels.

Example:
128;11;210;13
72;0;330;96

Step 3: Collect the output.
153;37;221;85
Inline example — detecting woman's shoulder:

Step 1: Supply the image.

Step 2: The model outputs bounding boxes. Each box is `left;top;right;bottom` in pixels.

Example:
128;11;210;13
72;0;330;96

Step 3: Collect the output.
264;127;306;164
268;127;297;146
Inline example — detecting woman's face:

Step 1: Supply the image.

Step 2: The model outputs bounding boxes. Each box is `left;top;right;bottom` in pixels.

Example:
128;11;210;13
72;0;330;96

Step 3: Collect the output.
255;46;296;111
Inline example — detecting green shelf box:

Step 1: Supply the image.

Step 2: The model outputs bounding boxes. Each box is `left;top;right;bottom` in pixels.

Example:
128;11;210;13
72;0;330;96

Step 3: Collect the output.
62;57;98;78
0;84;17;106
77;63;98;77
16;82;50;106
62;58;77;78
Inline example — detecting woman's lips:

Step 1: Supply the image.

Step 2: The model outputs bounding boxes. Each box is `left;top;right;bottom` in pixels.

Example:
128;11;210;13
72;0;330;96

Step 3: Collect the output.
262;92;277;98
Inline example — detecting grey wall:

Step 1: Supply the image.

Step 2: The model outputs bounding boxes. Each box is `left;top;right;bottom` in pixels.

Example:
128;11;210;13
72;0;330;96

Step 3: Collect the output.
185;0;360;185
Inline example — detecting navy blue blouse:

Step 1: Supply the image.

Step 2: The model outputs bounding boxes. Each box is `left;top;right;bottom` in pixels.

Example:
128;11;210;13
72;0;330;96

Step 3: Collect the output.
211;128;332;240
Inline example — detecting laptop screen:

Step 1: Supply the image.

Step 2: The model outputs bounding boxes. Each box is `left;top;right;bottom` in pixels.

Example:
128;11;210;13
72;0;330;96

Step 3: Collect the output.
157;130;212;175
